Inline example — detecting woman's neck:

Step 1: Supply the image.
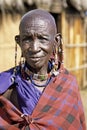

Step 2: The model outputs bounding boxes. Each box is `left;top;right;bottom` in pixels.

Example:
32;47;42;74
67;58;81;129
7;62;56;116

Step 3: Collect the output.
25;62;48;75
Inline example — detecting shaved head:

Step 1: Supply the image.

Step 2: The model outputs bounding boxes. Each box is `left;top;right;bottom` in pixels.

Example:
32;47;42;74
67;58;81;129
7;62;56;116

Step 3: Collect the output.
19;9;57;36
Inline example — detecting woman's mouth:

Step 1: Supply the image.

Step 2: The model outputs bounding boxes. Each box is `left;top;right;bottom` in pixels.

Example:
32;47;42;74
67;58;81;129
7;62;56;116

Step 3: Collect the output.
29;57;42;62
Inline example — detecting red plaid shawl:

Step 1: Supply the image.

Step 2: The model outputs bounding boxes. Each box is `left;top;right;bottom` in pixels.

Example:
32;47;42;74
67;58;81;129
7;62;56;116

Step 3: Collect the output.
0;69;86;130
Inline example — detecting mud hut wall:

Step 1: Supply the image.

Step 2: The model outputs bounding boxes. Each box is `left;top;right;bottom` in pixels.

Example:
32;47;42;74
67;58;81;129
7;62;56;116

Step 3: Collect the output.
0;14;21;72
62;10;87;89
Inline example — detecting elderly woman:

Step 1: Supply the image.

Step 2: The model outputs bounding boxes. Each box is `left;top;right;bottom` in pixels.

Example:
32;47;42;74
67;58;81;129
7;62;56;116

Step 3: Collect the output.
0;9;86;130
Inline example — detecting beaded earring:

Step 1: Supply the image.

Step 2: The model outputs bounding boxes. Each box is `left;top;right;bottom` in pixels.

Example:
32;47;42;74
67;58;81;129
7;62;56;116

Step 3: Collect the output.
11;41;18;83
57;33;64;70
19;53;25;69
54;42;58;71
19;53;26;79
14;41;18;75
13;35;20;75
52;33;64;73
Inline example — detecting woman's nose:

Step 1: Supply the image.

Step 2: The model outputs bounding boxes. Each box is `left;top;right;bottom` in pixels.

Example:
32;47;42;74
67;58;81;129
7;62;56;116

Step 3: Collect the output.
30;39;40;52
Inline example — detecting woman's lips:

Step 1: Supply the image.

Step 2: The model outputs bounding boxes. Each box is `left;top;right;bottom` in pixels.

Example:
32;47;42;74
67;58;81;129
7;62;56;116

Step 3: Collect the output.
29;57;42;62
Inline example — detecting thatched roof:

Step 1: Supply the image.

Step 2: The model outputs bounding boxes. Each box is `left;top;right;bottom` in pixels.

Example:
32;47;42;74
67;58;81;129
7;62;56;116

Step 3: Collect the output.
0;0;63;14
0;0;87;17
66;0;87;12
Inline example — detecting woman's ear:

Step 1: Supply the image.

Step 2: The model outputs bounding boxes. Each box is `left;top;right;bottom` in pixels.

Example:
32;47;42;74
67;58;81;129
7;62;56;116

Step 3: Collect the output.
55;33;62;47
15;35;20;45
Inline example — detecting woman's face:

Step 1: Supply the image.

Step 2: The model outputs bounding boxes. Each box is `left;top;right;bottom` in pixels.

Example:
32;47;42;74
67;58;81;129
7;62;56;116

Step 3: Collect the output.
19;16;55;70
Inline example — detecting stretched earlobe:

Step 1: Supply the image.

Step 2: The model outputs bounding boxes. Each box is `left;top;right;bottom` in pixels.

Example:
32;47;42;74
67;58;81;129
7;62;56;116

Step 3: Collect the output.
55;33;62;46
15;35;20;44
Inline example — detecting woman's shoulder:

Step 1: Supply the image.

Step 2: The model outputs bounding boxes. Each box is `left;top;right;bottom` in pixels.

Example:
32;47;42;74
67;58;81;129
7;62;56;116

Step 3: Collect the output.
0;66;20;75
56;68;79;89
62;68;77;80
0;66;20;94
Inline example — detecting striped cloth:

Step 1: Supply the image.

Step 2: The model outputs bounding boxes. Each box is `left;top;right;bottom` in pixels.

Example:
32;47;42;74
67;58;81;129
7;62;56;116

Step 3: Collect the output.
0;69;86;130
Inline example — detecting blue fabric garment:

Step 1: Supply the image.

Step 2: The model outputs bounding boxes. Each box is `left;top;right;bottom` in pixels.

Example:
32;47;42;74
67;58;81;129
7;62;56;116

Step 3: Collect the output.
0;68;14;93
0;67;42;115
15;74;42;115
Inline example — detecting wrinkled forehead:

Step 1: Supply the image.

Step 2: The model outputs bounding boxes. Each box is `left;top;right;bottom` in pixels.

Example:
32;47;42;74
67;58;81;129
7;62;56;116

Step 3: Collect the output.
20;17;50;30
19;10;57;35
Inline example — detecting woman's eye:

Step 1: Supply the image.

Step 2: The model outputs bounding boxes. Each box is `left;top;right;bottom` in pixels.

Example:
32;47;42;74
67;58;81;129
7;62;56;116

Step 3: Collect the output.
22;37;33;42
38;36;48;41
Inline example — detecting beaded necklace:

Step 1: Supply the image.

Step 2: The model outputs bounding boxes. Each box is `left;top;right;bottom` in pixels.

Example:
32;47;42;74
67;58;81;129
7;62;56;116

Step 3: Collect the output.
20;61;61;87
25;67;51;81
24;67;52;87
29;75;52;87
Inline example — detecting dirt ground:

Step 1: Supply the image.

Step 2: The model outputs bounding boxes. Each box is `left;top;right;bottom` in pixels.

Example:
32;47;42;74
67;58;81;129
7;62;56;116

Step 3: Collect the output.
80;89;87;128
